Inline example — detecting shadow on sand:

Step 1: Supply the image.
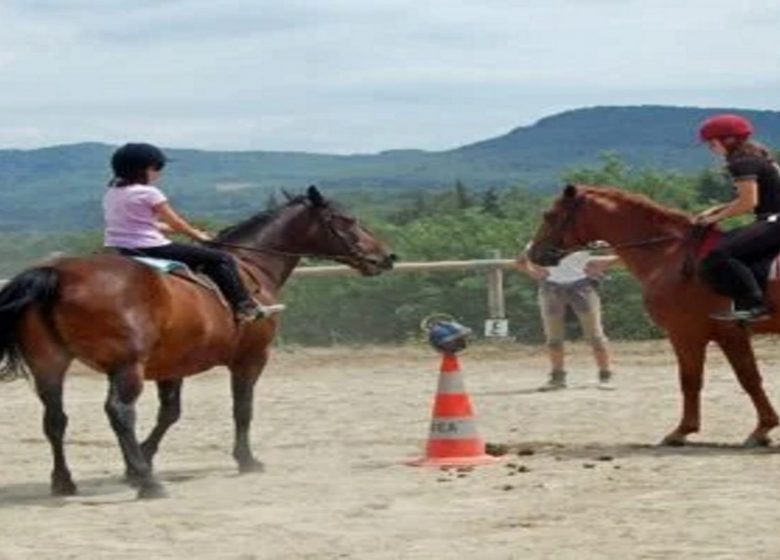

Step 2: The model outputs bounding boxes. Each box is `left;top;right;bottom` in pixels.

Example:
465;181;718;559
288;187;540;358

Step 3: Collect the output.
0;465;231;508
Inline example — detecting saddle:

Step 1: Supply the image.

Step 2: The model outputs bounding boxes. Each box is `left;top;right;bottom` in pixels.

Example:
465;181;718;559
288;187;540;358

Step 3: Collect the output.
130;256;231;309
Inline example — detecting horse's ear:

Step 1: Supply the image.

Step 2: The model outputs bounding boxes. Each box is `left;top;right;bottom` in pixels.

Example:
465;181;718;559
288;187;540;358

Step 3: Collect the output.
563;184;578;198
307;185;325;207
281;188;294;202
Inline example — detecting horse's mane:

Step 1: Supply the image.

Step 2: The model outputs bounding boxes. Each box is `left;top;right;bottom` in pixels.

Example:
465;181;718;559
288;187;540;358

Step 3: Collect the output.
579;185;693;228
215;191;340;242
216;194;308;242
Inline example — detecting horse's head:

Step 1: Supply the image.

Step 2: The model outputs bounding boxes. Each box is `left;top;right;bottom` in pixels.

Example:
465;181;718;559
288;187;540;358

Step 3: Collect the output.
298;186;396;275
528;184;592;266
217;186;395;275
281;186;396;275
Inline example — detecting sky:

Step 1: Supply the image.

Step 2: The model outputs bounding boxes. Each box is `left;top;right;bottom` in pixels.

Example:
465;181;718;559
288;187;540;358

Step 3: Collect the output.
1;0;779;154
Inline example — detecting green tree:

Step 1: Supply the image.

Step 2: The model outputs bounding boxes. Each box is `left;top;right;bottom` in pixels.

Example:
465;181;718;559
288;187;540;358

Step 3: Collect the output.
454;179;473;209
481;187;503;217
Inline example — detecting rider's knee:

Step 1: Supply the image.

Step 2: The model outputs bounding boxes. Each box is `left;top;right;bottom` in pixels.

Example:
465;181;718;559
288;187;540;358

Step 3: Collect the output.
699;250;725;280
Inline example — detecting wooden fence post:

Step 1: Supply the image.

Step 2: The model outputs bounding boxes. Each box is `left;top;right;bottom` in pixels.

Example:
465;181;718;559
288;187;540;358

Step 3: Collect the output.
484;249;509;338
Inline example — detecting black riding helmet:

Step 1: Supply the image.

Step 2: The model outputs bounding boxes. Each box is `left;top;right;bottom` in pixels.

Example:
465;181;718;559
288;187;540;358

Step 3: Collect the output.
110;142;167;184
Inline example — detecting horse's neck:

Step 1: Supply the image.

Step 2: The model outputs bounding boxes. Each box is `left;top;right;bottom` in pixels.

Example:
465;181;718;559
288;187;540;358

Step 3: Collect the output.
239;251;299;295
229;215;302;292
589;199;690;281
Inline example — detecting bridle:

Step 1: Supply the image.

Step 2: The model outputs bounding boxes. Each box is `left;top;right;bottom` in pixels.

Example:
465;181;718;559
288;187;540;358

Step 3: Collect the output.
205;204;371;266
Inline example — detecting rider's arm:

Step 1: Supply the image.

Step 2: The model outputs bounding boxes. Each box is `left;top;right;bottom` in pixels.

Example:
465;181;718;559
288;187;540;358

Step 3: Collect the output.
699;179;758;224
154;202;212;242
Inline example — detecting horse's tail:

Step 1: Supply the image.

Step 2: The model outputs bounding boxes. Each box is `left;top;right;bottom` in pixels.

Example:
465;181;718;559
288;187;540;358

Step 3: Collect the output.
0;266;60;381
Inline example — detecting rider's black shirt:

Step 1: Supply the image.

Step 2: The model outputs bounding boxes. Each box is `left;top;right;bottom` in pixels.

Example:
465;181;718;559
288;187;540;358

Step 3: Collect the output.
727;154;780;217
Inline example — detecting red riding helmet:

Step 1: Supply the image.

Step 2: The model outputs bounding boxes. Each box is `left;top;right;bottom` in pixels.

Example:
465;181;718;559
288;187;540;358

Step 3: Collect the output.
698;114;754;142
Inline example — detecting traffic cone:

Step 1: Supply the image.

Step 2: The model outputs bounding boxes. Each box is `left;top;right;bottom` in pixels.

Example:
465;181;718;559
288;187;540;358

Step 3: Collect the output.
407;353;501;467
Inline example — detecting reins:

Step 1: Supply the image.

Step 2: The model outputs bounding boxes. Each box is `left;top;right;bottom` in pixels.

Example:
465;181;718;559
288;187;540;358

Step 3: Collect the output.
591;234;683;252
205;205;366;263
203;239;313;259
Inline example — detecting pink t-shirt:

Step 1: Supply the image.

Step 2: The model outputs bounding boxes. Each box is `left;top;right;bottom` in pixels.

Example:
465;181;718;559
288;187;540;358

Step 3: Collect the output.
103;184;172;248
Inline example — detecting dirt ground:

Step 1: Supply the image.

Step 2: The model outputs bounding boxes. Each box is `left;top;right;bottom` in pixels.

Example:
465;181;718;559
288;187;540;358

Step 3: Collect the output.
3;338;780;559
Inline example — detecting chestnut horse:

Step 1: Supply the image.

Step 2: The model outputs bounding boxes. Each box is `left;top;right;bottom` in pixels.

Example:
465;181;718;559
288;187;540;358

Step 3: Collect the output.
0;186;395;499
528;184;780;447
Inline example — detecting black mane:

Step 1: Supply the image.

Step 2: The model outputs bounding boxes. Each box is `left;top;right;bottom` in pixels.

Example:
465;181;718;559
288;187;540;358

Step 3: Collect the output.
215;191;341;242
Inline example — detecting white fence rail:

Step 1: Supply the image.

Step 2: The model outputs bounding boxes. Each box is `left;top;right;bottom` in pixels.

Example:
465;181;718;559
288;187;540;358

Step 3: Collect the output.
293;254;515;333
0;252;517;336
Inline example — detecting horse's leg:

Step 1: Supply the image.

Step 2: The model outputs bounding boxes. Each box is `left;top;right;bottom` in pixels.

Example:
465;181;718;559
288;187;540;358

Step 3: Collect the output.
661;336;707;446
716;331;779;447
138;379;183;469
34;368;76;496
104;364;166;499
230;355;267;473
20;309;76;495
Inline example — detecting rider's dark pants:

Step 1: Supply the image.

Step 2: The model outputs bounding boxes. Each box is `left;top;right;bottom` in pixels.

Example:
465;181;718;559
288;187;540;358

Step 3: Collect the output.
699;219;780;309
119;243;252;311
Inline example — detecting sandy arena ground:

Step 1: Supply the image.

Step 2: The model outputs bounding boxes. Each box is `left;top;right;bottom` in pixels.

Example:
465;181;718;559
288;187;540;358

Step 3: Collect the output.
3;338;780;559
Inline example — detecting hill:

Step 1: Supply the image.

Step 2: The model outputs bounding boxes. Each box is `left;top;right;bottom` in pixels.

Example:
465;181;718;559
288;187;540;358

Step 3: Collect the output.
2;105;780;230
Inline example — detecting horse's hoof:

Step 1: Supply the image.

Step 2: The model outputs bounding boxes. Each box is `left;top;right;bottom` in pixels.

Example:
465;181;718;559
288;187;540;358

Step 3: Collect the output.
660;434;687;447
51;478;77;496
744;435;771;448
238;459;265;474
137;482;168;500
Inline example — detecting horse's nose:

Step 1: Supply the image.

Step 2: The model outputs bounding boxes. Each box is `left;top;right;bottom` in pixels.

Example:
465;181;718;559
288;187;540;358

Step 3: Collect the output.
535;249;560;267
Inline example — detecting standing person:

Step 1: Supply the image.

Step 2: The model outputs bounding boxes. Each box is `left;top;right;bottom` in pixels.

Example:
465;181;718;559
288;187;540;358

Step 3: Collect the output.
696;114;780;321
103;142;284;322
517;247;620;390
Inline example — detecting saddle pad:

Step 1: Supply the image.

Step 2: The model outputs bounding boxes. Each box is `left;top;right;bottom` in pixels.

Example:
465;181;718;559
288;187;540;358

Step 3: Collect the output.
132;256;189;274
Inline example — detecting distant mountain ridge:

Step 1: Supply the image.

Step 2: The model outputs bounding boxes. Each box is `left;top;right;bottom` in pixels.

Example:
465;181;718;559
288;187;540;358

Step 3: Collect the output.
2;105;780;231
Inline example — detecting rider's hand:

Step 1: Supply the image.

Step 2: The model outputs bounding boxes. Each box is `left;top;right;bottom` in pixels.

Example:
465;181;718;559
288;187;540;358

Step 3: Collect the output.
192;229;213;242
694;213;717;226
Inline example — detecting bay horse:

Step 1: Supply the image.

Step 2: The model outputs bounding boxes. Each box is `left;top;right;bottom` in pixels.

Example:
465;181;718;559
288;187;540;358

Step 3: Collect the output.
0;186;395;499
528;184;780;448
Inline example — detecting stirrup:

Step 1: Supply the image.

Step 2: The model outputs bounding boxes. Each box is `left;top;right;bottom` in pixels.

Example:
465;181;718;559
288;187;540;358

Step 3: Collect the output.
236;303;286;323
259;303;286;317
710;306;771;322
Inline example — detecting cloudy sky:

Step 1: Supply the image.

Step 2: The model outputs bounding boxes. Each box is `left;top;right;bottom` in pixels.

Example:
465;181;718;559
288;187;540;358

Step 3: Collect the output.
1;0;779;153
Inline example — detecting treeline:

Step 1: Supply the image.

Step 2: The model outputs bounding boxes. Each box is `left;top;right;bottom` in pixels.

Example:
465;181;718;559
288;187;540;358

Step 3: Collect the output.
0;155;740;344
278;155;735;344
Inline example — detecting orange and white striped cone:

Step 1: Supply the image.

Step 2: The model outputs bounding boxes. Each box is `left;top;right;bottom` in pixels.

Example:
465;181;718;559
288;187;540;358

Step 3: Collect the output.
407;353;501;467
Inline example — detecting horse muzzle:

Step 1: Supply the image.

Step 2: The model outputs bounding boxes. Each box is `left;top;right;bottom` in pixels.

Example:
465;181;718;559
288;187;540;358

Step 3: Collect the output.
363;253;397;275
342;252;396;276
530;246;564;267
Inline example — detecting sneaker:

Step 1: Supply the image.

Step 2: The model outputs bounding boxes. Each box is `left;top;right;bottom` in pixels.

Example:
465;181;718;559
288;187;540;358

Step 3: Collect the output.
710;305;771;322
538;370;567;392
598;369;616;390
